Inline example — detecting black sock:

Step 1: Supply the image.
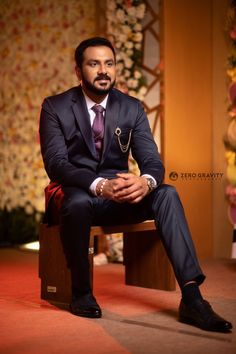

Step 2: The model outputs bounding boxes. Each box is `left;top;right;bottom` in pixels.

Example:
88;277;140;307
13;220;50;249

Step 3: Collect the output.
181;282;203;305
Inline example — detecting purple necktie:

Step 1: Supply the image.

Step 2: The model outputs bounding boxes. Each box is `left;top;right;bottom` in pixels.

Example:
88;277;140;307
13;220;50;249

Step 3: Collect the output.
91;104;105;158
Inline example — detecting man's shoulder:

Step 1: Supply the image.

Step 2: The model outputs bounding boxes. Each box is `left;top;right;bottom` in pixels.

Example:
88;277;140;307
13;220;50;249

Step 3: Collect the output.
44;86;78;104
111;88;141;105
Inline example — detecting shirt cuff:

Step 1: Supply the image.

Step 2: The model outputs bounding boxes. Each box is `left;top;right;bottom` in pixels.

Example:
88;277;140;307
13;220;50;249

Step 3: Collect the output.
141;174;157;188
89;177;104;196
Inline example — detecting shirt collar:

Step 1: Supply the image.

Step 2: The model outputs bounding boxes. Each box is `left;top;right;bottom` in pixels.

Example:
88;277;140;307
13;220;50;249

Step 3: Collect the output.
82;90;109;111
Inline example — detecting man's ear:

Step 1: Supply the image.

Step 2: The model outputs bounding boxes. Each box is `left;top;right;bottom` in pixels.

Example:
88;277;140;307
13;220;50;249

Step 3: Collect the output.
75;65;82;81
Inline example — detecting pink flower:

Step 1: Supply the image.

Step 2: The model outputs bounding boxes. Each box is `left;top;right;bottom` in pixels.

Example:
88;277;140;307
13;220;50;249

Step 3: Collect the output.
230;26;236;39
229;82;236;103
125;0;132;7
228;109;236;117
226;185;236;205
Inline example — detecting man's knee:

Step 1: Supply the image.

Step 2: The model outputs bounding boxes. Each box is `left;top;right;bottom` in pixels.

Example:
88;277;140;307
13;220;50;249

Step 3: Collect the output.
61;189;93;219
152;184;181;210
158;184;178;198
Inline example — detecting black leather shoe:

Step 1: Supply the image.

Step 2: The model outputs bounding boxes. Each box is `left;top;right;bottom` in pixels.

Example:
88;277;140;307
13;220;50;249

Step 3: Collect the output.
179;299;232;332
70;293;102;318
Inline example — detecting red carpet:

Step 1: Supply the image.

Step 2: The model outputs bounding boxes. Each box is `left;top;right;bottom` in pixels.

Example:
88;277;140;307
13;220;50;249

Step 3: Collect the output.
0;248;235;354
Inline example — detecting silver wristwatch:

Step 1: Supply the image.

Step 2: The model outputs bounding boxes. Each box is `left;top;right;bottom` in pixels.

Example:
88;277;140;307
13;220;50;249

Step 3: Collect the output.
146;177;156;192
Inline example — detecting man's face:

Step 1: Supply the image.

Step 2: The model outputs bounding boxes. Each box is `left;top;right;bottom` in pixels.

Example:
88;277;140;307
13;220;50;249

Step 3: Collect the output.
76;46;116;97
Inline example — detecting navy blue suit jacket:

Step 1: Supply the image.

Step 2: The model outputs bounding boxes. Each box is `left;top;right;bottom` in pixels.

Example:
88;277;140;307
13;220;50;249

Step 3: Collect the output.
39;86;164;210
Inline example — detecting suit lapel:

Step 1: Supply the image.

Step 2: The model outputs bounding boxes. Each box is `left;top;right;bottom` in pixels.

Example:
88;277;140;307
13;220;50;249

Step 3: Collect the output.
101;90;120;164
72;87;97;158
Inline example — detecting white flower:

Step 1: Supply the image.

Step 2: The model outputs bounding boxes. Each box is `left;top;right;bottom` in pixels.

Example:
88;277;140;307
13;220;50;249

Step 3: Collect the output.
107;1;116;11
135;43;142;50
127;78;138;89
116;9;125;22
125;41;133;49
124;57;133;68
139;86;148;95
116;53;122;61
34;199;45;213
117;33;128;43
119;51;127;60
115;41;122;49
124;70;131;78
127;7;136;17
25;203;34;215
116;62;124;72
6;202;12;212
134;70;142;79
134;23;142;32
122;25;132;35
136;4;146;19
137;92;145;101
129;90;137;98
133;32;143;42
126;49;133;56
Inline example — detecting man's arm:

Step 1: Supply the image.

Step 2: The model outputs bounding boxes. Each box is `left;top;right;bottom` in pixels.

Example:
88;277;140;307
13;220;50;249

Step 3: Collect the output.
130;101;165;184
39;98;98;189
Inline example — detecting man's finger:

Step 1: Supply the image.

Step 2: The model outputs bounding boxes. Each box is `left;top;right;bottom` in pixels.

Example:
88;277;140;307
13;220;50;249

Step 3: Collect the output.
116;173;133;180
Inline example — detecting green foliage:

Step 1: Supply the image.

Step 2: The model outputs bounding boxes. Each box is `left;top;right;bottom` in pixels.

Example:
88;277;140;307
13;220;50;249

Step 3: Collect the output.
0;208;43;245
228;54;236;68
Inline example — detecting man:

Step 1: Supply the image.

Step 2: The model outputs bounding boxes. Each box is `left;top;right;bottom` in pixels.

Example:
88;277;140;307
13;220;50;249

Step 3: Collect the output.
39;37;232;332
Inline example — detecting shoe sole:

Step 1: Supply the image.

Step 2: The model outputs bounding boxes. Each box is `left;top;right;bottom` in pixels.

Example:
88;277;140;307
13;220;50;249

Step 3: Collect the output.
70;310;102;319
179;316;232;333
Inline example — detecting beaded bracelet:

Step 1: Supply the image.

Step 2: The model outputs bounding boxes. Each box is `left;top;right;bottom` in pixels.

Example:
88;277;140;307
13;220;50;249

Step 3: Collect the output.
98;179;108;197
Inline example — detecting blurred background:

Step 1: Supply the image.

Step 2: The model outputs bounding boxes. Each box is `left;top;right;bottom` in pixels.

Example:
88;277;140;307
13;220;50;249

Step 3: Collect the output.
0;0;235;260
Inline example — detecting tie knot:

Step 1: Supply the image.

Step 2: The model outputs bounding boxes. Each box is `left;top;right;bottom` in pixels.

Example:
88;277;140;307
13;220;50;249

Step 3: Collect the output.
92;104;104;114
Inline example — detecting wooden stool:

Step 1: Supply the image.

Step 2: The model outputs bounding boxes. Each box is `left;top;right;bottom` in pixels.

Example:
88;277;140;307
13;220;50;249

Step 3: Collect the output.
39;221;176;304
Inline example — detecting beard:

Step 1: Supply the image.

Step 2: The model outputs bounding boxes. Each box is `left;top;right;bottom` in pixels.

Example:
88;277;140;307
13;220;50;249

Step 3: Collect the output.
81;72;115;96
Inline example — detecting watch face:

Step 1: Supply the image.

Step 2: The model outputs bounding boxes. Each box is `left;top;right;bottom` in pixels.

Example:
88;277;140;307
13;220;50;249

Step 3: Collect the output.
147;178;155;191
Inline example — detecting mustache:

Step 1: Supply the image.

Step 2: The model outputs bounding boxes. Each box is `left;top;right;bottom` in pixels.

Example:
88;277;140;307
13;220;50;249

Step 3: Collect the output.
94;74;111;81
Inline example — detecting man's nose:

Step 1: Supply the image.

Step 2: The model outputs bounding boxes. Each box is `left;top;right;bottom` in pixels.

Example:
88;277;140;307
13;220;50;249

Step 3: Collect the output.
98;64;107;74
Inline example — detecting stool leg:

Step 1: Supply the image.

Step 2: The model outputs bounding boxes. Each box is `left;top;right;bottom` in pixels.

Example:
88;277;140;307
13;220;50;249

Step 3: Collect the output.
39;224;72;303
123;230;176;291
39;224;95;304
89;235;94;290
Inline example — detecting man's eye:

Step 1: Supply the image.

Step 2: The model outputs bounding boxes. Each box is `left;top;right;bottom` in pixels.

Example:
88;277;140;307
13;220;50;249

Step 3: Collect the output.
90;62;97;67
107;62;114;67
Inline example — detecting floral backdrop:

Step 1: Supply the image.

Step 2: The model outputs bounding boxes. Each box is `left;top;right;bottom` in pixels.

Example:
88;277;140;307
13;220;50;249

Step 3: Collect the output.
0;0;147;245
225;0;236;257
106;0;147;101
0;0;96;244
225;1;236;196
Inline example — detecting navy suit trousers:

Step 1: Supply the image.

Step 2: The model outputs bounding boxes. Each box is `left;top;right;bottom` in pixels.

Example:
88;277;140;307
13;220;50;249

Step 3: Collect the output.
58;184;205;296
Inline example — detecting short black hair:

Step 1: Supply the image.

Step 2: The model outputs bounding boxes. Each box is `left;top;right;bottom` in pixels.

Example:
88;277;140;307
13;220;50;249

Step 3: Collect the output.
74;37;116;68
